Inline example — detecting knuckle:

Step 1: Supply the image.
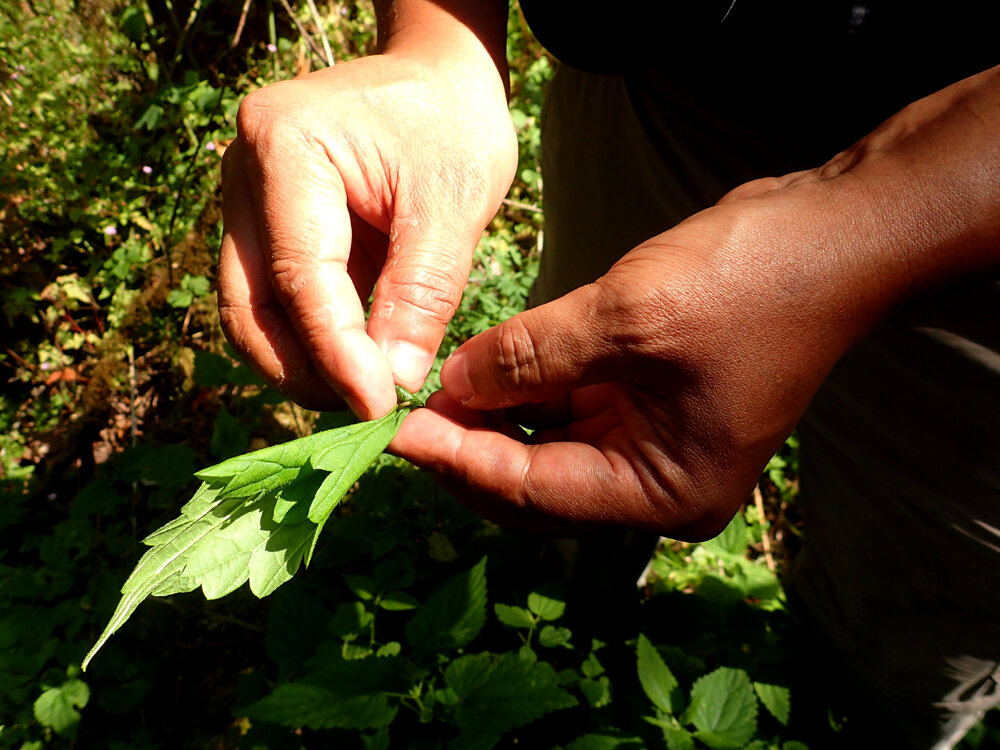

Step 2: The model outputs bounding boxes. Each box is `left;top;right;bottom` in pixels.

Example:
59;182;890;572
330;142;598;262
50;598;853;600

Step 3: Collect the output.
236;82;300;146
387;263;463;326
491;317;539;388
236;88;274;140
218;303;253;357
268;258;314;308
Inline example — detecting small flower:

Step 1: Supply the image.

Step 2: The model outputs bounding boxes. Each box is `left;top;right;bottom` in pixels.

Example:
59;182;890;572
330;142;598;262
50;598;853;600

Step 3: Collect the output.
266;43;277;53
10;73;17;80
103;225;118;236
40;362;51;370
142;165;153;174
48;492;58;501
16;64;26;71
205;141;217;151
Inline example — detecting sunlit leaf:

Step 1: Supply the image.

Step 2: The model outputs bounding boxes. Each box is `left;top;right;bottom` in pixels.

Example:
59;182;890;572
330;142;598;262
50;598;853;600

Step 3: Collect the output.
82;392;421;670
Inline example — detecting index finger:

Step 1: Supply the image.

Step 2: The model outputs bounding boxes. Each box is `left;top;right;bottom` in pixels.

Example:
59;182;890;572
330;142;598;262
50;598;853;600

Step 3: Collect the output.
238;113;396;419
392;401;705;537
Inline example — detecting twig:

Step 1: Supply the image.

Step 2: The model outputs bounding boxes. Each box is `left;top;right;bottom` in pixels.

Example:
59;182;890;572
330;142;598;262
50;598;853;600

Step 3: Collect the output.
275;0;328;65
266;0;278;78
128;344;139;447
753;485;776;571
230;0;254;49
304;0;335;66
169;0;206;76
502;197;543;214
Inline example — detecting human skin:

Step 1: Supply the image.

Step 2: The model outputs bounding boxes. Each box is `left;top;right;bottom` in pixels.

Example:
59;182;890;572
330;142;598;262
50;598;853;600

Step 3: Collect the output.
218;0;514;418
393;64;1000;539
217;2;1000;538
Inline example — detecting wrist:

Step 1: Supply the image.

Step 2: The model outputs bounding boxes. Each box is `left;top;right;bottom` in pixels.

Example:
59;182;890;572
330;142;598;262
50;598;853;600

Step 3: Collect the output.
815;65;1000;304
374;0;510;98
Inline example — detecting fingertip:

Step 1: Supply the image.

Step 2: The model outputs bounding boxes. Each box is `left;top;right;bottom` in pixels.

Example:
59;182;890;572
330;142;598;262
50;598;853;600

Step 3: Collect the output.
424;390;486;426
385;340;434;392
440;350;474;403
345;376;398;421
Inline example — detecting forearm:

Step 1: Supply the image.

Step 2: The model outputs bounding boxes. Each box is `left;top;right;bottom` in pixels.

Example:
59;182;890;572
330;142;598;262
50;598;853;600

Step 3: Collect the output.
817;64;1000;309
374;0;510;96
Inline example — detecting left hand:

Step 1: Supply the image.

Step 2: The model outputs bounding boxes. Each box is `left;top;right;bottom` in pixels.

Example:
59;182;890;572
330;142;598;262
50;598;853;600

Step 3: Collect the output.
390;173;901;539
391;64;1000;538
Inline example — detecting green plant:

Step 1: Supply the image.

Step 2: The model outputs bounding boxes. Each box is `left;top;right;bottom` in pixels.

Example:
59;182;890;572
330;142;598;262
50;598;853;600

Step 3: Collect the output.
83;388;422;670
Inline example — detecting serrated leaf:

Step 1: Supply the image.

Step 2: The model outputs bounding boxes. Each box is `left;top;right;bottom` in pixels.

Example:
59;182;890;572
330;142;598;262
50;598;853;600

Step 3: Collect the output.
688;667;757;749
636;634;679;714
444;651;578;735
494;603;536;629
307;408;408;525
753;682;790;726
581;651;605;679
83;393;420;670
644;716;697;750
241;683;396;730
405;557;487;652
701;512;749;560
539;625;572;648
527;589;566;621
241;654;404;729
83;492;246;669
580;675;611;708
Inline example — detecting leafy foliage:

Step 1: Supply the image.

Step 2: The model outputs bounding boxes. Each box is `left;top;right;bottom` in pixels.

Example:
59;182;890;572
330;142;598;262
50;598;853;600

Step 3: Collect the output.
83;391;420;670
5;1;995;748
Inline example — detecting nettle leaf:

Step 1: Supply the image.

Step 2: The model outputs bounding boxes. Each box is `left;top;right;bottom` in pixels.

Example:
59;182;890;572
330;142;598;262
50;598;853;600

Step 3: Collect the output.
687;667;758;749
538;625;572;649
444;651;578;735
643;716;696;750
82;390;421;670
494;603;536;629
307;409;408;524
406;557;488;653
701;512;749;560
527;589;566;621
753;681;790;726
242;653;405;729
580;675;612;708
636;634;679;715
241;682;397;730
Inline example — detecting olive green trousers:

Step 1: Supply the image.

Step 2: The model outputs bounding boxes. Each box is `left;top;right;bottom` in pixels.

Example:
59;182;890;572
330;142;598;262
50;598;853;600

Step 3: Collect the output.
534;62;1000;749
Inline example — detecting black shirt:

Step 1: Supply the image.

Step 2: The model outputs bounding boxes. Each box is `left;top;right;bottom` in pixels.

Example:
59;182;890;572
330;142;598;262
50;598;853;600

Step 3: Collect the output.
518;0;1000;155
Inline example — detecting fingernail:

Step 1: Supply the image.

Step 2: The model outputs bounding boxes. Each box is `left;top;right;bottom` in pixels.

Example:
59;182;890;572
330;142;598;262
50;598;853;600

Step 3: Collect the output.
387;341;432;388
441;351;474;403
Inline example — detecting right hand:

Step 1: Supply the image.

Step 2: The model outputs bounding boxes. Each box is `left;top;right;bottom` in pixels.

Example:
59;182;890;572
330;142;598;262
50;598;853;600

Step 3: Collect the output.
218;53;517;418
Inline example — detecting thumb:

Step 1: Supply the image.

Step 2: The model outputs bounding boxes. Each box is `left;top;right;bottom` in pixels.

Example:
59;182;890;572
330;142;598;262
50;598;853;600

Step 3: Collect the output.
440;283;622;409
367;219;482;392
